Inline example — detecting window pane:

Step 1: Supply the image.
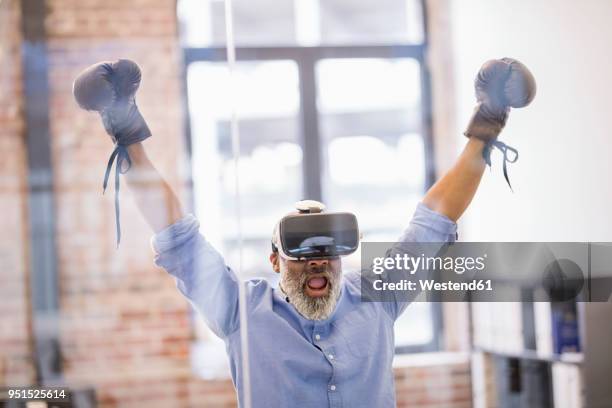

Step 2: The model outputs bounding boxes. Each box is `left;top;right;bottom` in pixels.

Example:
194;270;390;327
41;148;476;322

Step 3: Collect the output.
211;0;296;46
316;57;432;348
316;58;424;244
187;60;302;279
394;303;434;347
178;0;424;47
179;0;296;47
319;0;424;45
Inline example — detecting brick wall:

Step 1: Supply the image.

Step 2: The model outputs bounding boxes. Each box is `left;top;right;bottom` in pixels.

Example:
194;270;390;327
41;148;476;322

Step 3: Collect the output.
0;0;36;386
2;1;473;406
43;0;197;406
394;362;472;408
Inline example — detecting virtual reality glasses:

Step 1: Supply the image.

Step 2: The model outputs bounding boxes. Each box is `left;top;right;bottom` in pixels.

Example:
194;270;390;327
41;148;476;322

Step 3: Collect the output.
272;203;360;260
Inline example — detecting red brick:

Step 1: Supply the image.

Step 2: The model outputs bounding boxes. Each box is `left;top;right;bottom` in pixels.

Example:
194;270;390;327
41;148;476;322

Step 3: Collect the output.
0;0;35;387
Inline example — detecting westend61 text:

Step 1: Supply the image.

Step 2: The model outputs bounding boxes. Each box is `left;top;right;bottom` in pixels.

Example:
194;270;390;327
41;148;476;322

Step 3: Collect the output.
372;279;493;292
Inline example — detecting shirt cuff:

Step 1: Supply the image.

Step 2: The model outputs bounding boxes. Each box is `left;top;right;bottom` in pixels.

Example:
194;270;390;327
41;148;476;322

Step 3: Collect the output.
150;213;200;254
412;202;458;237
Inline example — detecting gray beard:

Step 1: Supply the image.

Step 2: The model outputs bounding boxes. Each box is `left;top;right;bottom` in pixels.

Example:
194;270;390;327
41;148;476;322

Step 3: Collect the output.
280;267;342;321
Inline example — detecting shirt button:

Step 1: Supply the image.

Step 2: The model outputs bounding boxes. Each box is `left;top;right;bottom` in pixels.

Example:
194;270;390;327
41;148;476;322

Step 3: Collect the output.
315;334;321;340
330;385;336;391
328;354;334;360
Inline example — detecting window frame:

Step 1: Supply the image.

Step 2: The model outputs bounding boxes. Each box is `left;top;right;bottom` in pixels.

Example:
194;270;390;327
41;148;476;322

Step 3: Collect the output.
184;45;436;198
181;2;444;354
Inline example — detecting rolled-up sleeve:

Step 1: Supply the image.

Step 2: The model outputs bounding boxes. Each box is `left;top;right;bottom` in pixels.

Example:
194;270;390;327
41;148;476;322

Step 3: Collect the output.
398;202;458;244
382;202;458;319
151;214;240;338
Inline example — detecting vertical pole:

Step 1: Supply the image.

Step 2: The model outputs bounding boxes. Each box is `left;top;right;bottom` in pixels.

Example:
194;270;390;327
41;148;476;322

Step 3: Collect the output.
181;51;196;215
419;0;436;188
223;1;252;407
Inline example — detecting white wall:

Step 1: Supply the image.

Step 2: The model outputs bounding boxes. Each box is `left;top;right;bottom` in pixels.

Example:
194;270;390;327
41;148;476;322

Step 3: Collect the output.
448;0;612;241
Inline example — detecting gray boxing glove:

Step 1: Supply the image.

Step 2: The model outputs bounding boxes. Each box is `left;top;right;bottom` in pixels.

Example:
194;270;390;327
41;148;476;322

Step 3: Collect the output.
465;58;536;189
74;59;151;145
73;59;152;246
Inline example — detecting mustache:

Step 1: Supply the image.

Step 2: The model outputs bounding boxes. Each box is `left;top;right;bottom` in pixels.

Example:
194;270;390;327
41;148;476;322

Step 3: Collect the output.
299;270;330;285
303;261;332;274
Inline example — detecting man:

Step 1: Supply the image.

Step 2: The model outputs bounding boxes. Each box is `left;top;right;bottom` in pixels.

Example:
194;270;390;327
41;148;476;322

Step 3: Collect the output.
73;57;535;407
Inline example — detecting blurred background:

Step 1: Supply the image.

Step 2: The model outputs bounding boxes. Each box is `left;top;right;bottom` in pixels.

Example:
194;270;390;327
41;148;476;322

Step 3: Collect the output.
1;0;612;407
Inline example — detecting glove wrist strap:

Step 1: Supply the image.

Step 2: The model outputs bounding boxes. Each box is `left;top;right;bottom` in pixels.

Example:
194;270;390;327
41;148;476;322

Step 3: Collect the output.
482;140;519;191
102;143;132;246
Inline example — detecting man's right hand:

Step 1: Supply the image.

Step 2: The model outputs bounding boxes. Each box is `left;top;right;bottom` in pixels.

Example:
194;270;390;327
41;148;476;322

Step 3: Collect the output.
463;58;536;189
465;58;536;142
73;59;151;147
72;59;153;245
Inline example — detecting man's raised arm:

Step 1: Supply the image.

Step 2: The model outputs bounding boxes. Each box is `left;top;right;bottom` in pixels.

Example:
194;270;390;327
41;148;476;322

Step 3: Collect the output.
124;142;183;232
371;58;536;319
73;59;240;338
423;58;536;222
422;137;487;223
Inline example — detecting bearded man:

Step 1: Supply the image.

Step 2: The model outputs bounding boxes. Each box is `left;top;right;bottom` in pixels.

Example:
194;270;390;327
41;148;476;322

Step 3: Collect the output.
73;57;535;407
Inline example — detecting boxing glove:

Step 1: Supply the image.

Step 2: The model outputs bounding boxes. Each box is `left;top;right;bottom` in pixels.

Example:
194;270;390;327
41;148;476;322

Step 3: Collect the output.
73;59;151;246
464;58;536;189
465;58;536;141
73;59;151;145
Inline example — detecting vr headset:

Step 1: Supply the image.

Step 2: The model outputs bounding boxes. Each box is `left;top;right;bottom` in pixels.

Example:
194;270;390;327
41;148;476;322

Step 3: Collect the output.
272;201;360;261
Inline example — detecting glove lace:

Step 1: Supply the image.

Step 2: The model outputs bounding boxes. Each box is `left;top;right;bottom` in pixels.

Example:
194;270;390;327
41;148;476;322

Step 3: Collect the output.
483;140;519;191
102;143;132;247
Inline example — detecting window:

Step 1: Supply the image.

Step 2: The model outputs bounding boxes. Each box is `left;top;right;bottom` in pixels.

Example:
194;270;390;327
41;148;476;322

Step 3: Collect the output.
187;60;302;278
179;0;441;377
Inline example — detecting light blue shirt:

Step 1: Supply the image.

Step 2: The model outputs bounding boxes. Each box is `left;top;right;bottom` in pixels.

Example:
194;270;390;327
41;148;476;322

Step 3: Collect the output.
151;203;457;407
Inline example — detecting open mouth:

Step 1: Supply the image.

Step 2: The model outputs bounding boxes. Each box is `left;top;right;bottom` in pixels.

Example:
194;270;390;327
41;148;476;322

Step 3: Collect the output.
305;276;329;297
